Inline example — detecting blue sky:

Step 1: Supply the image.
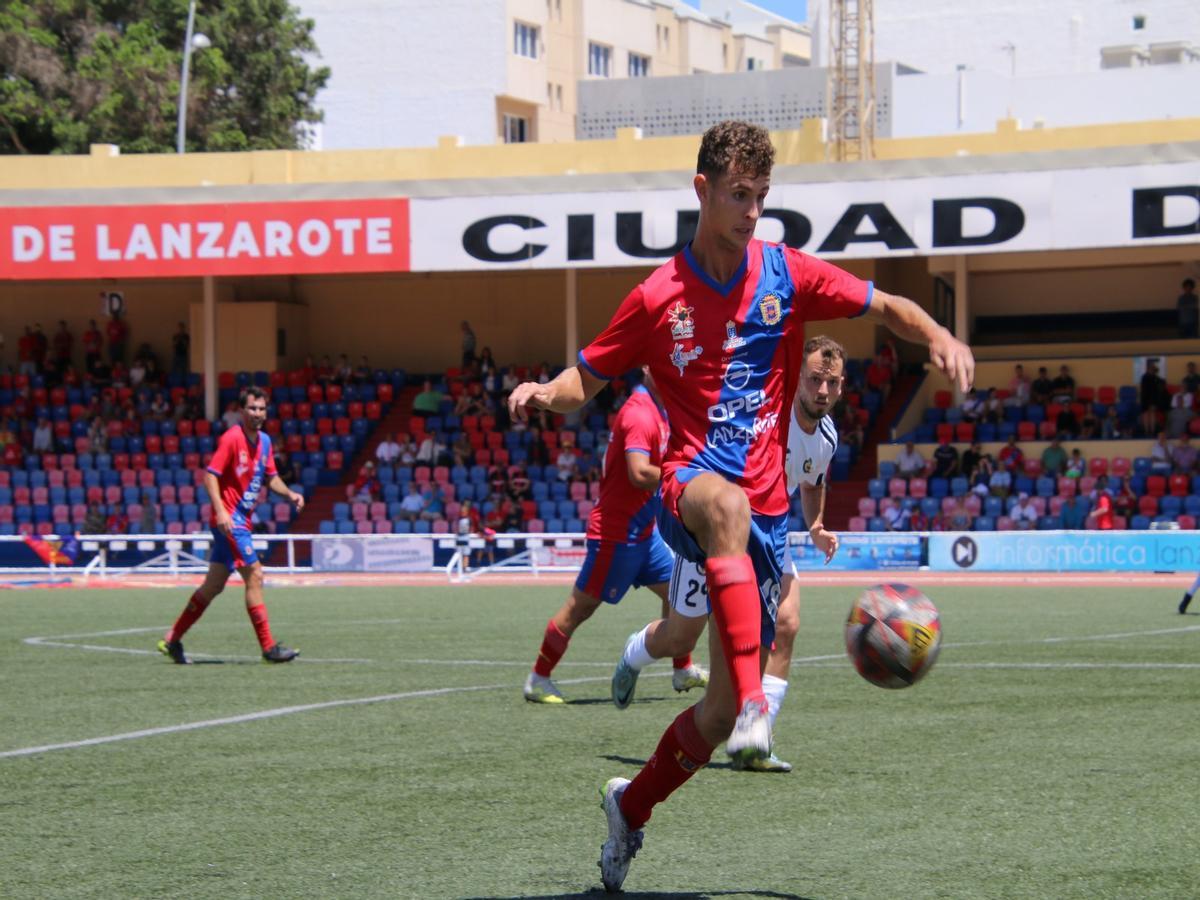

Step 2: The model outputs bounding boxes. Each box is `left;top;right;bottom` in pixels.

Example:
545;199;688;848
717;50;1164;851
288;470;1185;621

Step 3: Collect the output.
681;0;808;25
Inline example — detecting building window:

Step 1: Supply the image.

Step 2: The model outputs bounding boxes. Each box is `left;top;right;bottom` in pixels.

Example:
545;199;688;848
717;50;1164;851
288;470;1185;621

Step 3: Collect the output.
629;53;650;77
588;42;612;77
556;84;563;109
1132;14;1146;30
514;21;539;59
503;114;528;143
747;57;759;71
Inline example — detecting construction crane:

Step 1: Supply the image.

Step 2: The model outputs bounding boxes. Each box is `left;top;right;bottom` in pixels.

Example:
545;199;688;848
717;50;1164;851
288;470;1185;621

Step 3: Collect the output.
826;0;876;161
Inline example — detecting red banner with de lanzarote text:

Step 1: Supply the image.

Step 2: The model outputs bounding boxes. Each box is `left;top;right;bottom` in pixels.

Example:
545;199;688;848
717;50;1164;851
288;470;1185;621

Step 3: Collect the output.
0;198;410;280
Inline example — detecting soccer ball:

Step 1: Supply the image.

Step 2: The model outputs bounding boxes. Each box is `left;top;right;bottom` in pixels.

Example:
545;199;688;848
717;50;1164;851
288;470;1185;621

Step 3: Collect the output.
844;584;942;689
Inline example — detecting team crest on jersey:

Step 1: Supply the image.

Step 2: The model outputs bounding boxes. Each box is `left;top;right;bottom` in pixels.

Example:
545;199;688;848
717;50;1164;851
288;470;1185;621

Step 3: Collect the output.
666;302;695;340
670;342;703;376
759;293;783;325
803;458;813;473
721;320;746;352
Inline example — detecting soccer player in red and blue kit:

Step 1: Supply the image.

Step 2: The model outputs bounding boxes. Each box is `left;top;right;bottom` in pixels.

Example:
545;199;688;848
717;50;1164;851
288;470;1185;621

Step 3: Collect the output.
157;387;305;664
523;368;708;703
508;120;975;892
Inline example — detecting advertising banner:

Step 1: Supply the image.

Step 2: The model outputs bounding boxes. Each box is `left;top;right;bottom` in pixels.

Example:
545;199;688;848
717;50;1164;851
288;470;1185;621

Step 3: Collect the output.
312;535;432;572
789;533;922;571
0;198;409;280
929;530;1200;572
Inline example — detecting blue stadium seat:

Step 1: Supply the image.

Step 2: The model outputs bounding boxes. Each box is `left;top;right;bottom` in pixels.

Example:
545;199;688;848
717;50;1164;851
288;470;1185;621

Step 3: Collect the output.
1133;457;1152;477
1130;515;1151;530
1014;476;1034;496
878;461;897;479
914;424;936;443
997;422;1017;441
1185;495;1200;517
333;502;350;521
928;477;949;499
102;470;121;487
985;496;1004;518
1026;405;1045;424
470;465;488;484
867;516;886;532
868;478;886;499
531;482;549;501
413;520;431;534
920;497;940;517
546;518;565;532
974;516;995;531
383;484;400;502
1035;476;1055;497
538;501;557;520
1003;405;1023;423
393;520;413;534
336;520;355;534
30;471;47;488
976;424;997;442
944;407;963;424
1160;496;1183;516
922;407;944;424
162;504;181;522
950;477;968;496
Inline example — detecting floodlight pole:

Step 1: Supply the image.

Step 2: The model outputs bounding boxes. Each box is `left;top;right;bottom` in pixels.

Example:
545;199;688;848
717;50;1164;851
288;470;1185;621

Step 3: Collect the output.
176;0;199;154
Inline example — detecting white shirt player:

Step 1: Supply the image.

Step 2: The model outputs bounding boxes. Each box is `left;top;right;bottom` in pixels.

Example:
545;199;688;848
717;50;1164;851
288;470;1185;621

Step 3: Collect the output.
784;406;838;494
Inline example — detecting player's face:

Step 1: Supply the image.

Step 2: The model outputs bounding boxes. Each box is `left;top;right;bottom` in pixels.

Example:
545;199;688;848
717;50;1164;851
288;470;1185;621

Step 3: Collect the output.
241;397;268;433
697;168;770;252
795;352;844;424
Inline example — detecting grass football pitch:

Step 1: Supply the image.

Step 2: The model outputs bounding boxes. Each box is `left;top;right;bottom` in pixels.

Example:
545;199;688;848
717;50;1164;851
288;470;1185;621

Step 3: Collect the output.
2;581;1198;899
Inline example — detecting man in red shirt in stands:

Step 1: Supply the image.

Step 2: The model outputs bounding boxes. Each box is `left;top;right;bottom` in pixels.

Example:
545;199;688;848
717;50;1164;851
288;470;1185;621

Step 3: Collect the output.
82;319;103;373
105;312;128;366
1087;475;1114;531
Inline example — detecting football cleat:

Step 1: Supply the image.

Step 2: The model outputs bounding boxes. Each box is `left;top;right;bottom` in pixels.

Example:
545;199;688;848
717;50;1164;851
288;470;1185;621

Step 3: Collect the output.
598;777;643;893
725;697;771;765
611;658;640;710
523;672;564;704
157;639;191;665
671;663;709;693
1180;593;1193;614
730;751;793;773
262;643;299;663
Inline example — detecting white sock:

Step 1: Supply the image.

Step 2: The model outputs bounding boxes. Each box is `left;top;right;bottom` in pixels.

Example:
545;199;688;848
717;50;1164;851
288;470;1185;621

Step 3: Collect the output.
623;625;657;671
763;673;789;733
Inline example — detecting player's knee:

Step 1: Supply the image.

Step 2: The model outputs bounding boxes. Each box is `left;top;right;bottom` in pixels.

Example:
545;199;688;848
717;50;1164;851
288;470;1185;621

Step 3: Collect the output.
705;486;750;542
775;610;800;646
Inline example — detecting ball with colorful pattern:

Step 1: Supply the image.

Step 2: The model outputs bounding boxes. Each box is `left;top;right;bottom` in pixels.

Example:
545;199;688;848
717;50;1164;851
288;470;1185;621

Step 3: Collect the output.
845;584;942;689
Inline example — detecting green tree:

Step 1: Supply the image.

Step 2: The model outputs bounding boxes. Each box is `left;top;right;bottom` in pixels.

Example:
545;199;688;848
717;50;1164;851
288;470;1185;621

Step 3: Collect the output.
0;0;329;154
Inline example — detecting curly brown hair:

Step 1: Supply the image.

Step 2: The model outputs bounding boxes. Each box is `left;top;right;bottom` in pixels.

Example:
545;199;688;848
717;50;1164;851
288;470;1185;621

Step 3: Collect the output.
696;120;776;179
803;335;847;366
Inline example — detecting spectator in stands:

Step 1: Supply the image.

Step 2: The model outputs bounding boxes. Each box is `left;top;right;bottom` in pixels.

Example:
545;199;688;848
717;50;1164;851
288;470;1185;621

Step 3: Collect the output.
483;494;510;537
960;440;984;483
347;461;381;503
1055;402;1080;439
105;311;128;365
375;433;402;466
419;483;445;522
1113;476;1137;521
139;501;159;534
334;354;353;385
1006;364;1031;408
129;355;147;388
908;505;929;532
895;440;925;481
931;439;959;479
507;466;532;501
398;482;427;522
525;427;551;468
988;464;1012;499
31;417;52;454
460;321;477;368
1087;476;1114;530
149;391;170;421
1060;493;1088;530
105;508;129;535
877;339;899;379
51;320;72;373
17;326;36;376
415;431;447;466
959;387;986;423
221;401;242;430
1;434;21;468
354;355;372;385
865;351;892;399
82;502;106;534
1139;359;1169;436
882;501;910;531
1167;386;1194;438
171;322;190;380
275;450;302;489
1101;405;1124;440
1031;366;1054;405
1150;431;1173;475
1041;438;1067;475
477;347;497;380
998;435;1024;474
1050;365;1075;404
1178;278;1198;339
413;379;443;416
1185;361;1200;395
110;360;129;389
555;442;579;482
837;404;864;453
82;319;102;373
982;388;1003;425
450;431;472;468
398;436;417;466
1011;492;1038;530
315;355;334;384
948;497;972;531
296;354;316;385
489;466;509;497
87;416;107;453
1171;434;1197;475
0;421;15;453
1064;448;1086;480
1079;404;1100;440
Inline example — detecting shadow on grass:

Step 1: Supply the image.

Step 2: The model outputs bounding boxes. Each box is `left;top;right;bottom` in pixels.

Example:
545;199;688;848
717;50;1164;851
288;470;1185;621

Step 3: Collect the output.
463;891;810;900
600;754;744;772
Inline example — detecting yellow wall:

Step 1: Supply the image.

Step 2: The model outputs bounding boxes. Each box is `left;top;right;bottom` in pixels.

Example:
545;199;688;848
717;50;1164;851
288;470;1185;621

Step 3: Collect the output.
4;117;1197;191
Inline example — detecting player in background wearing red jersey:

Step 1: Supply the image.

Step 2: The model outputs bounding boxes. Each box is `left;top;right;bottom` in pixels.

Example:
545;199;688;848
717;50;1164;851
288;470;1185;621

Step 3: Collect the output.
157;387;305;664
523;368;708;703
508;121;974;892
612;336;846;774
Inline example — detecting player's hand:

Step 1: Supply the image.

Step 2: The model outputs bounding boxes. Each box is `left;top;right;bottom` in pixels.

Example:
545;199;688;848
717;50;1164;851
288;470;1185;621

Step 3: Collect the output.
929;329;975;394
214;510;233;536
289;491;305;512
507;381;554;422
810;526;839;564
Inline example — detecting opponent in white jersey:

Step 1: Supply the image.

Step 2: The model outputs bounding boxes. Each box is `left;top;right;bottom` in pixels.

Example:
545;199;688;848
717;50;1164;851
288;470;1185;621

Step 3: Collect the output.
612;335;845;775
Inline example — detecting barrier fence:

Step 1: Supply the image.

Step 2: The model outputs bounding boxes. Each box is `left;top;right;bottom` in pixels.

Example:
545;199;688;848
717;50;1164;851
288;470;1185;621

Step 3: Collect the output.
2;530;1196;578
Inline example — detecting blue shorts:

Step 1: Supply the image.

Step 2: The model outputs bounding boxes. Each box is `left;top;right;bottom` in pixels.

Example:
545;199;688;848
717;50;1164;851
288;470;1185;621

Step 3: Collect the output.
574;534;674;604
657;501;788;646
209;525;259;570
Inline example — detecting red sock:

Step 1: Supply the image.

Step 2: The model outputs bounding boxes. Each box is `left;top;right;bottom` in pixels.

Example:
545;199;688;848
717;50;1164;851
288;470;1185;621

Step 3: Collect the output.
705;554;765;708
247;604;274;652
533;619;569;677
620;706;714;829
672;653;693;670
165;590;212;642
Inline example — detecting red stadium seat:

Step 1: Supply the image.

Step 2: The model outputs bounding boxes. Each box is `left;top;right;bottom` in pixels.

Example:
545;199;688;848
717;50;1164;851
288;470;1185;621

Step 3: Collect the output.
377;384;394;404
955;423;974;442
1146;475;1167;497
1017;422;1036;441
936;424;953;444
1076;386;1095;403
1038;421;1057;440
347;401;364;419
909;478;928;498
325;451;344;470
308;384;324;403
334;418;351;436
316;418;333;436
1096;385;1116;405
888;478;907;497
1057;477;1077;497
1138;495;1159;516
491;449;509;466
1023;457;1043;477
304;434;321;452
326;384;342;403
1170;474;1190;496
414;465;431;484
295;402;312;419
218;371;236;389
858;498;877;517
1088;457;1108;477
848;516;867;531
365;402;381;420
176;419;194;437
473;449;491;466
1110;457;1130;477
933;390;952;409
1178;515;1196;530
194;419;211;437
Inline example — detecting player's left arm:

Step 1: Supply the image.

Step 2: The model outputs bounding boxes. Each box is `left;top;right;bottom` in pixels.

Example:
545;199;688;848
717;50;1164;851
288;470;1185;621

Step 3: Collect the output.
508;366;608;421
865;289;974;393
625;450;661;492
266;474;305;511
799;481;838;564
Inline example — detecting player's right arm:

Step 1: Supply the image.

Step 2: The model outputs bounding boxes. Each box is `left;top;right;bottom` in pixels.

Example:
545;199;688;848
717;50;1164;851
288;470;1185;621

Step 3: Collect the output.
625;450;660;492
507;365;607;421
799;481;838;564
204;470;232;536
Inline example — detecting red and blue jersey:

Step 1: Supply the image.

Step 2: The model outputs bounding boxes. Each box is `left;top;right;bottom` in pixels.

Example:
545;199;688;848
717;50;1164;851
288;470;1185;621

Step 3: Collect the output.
206;425;277;527
580;239;871;516
588;385;669;544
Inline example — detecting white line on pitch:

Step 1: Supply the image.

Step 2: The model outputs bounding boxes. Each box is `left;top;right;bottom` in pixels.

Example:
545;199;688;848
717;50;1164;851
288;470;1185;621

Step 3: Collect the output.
22;628;371;664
